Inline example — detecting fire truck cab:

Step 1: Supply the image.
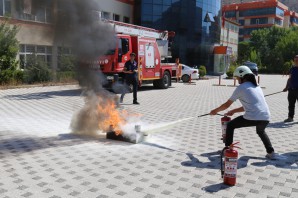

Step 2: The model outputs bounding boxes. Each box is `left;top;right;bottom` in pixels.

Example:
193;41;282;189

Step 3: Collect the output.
100;20;178;89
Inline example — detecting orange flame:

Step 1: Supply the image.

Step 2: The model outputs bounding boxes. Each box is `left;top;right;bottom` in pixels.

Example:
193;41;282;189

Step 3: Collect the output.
97;97;126;135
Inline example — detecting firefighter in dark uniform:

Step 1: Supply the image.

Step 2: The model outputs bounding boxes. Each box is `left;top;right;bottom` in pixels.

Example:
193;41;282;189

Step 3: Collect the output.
120;52;139;104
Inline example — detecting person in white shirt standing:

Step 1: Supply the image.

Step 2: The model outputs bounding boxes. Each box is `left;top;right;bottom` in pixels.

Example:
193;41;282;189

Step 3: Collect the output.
209;66;276;159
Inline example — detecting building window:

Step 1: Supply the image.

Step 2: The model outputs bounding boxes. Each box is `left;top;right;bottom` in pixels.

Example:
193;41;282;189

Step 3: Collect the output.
225;11;236;18
113;14;120;21
274;18;283;26
101;11;110;20
17;1;53;23
19;44;52;69
238;20;245;26
57;46;74;70
291;17;298;25
240;7;275;17
0;0;11;16
36;7;53;23
123;16;130;23
251;18;268;25
276;7;284;17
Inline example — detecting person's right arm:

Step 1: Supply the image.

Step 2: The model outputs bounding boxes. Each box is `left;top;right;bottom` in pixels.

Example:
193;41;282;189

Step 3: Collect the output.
226;107;244;116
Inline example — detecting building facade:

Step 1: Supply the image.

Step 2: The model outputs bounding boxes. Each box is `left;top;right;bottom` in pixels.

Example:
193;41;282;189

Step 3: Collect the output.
212;18;239;74
223;0;298;41
0;0;134;71
220;18;239;56
134;0;223;74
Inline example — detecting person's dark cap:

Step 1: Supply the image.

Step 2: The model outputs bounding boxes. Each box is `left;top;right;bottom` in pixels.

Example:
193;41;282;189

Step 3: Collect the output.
130;52;136;57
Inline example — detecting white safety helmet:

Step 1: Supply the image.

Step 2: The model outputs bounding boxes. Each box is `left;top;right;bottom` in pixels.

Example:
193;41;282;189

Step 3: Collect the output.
233;65;253;78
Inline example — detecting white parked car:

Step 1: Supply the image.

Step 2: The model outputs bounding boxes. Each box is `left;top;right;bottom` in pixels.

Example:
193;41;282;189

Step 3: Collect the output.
181;64;199;82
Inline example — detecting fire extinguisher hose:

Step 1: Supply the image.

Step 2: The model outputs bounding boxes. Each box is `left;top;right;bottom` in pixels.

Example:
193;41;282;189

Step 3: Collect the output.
264;91;283;97
197;113;224;118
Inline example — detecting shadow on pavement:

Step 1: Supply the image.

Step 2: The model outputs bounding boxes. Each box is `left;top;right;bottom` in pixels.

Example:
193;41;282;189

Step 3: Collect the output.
249;152;298;169
267;121;298;128
0;133;131;157
181;151;298;170
2;89;82;100
141;142;177;152
181;151;230;170
201;152;298;193
202;183;232;193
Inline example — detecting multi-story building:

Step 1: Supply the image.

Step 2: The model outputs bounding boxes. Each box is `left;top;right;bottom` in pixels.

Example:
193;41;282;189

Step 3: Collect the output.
223;0;298;13
134;0;225;74
0;0;134;71
223;0;298;41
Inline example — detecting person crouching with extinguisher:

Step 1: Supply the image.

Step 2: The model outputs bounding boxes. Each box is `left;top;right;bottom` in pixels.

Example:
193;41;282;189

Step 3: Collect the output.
209;66;276;160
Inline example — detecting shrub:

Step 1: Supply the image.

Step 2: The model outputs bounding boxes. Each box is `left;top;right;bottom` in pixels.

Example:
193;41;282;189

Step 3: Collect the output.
226;65;236;78
0;69;14;84
57;71;76;82
13;69;24;83
199;65;206;78
58;54;76;72
23;55;52;83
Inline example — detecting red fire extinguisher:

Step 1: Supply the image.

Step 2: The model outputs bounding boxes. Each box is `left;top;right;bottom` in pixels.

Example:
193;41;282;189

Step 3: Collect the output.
221;115;231;143
221;142;241;186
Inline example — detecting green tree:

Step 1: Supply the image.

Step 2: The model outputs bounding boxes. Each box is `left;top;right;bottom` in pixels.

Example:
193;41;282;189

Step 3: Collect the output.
282;60;293;75
0;21;20;84
248;26;296;73
237;41;251;63
276;29;298;64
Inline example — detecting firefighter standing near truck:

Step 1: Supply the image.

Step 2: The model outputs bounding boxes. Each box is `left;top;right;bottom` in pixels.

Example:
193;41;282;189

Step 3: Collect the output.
120;52;140;105
283;55;298;122
209;66;276;159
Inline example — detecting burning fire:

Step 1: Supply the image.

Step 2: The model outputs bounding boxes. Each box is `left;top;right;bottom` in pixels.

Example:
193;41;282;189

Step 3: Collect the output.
97;97;127;135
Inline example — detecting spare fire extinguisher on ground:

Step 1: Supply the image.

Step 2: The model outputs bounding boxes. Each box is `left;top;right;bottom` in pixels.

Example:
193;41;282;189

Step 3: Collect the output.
221;115;231;143
220;142;241;186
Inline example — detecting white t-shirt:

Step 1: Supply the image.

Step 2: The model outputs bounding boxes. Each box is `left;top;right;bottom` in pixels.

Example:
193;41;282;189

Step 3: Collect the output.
229;82;270;121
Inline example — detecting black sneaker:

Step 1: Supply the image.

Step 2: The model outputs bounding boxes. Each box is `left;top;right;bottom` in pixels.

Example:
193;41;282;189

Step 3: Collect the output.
284;117;293;122
133;101;140;105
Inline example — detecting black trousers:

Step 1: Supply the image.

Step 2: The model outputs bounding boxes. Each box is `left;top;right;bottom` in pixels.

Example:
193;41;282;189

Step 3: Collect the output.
120;78;138;102
225;116;274;154
288;89;298;118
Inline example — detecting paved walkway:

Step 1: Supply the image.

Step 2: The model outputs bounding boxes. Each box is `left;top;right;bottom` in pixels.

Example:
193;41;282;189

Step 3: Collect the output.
0;75;297;198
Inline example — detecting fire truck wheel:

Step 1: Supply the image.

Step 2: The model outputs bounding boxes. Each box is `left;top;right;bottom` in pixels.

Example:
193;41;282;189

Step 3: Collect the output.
181;74;190;82
153;71;171;89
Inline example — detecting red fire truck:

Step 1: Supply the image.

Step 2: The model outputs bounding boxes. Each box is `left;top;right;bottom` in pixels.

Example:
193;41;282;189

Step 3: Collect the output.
99;20;178;89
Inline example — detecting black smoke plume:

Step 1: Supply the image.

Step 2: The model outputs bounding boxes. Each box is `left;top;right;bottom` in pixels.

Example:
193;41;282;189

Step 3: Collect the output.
30;0;118;135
